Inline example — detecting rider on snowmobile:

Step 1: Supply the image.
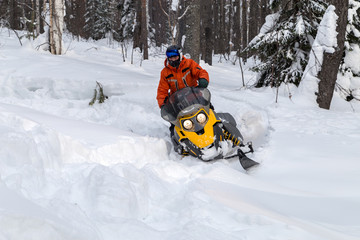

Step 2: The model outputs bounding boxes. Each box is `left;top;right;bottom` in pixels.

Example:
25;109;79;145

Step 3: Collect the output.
156;45;210;108
157;45;210;140
158;46;259;169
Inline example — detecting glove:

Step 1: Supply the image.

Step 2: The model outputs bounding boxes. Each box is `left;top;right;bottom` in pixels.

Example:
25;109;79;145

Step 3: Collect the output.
197;78;209;88
163;96;169;105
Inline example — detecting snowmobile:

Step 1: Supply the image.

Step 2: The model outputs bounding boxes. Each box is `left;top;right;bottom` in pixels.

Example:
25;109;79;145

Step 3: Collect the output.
161;87;259;170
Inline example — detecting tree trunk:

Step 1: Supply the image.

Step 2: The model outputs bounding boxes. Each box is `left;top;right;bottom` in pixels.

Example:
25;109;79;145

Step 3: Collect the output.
241;0;248;50
184;0;201;63
65;0;86;39
133;0;142;49
36;0;40;36
316;1;348;109
149;0;167;47
9;0;21;29
219;0;226;54
233;0;241;56
213;0;220;54
133;0;149;60
227;0;233;54
201;0;213;65
259;0;267;29
248;0;259;42
49;0;64;55
141;0;149;59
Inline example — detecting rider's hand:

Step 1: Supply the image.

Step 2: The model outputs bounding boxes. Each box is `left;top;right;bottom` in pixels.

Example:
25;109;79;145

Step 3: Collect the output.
163;96;169;105
197;78;208;88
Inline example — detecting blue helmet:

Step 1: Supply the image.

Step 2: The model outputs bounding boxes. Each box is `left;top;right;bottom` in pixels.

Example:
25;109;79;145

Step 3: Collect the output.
166;45;182;67
166;45;182;58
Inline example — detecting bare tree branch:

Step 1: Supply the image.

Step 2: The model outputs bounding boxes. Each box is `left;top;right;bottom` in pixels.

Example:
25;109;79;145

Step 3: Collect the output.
178;6;190;20
11;29;23;46
158;0;169;17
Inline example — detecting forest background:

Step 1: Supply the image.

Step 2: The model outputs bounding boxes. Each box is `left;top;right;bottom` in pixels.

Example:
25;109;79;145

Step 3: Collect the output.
1;0;359;109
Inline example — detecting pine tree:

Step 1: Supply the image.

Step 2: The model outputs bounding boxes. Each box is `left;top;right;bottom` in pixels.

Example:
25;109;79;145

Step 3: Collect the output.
243;0;328;88
346;0;360;48
84;0;96;38
115;0;136;42
338;0;360;101
84;0;112;40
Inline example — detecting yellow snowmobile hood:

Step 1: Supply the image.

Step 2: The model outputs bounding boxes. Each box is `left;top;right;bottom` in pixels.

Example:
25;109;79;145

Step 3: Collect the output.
175;108;221;149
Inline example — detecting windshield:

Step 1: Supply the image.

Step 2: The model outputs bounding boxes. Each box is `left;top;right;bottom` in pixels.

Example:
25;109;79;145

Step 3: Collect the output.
161;87;211;124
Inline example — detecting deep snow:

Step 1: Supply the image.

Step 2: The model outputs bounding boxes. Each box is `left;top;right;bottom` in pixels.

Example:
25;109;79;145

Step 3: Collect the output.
0;29;360;240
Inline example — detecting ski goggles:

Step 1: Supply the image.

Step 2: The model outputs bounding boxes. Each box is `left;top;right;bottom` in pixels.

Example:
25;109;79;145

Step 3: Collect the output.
166;49;180;58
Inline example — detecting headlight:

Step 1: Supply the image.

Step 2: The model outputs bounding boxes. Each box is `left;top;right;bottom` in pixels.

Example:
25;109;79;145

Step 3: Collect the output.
196;113;207;124
183;119;193;130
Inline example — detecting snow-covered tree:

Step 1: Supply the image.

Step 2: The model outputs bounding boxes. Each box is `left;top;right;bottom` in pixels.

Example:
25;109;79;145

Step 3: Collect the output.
84;0;112;40
316;0;348;109
243;0;328;88
84;0;96;38
338;0;360;102
116;0;136;42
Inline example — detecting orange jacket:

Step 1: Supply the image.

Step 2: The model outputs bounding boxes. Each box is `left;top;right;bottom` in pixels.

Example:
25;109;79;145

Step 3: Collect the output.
156;56;209;108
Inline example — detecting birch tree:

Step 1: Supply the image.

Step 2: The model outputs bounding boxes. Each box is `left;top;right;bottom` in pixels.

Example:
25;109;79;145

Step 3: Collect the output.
49;0;64;55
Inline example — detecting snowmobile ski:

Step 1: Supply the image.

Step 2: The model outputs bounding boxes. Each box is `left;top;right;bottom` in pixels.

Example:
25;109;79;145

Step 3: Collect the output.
239;155;259;170
224;148;259;170
237;149;258;170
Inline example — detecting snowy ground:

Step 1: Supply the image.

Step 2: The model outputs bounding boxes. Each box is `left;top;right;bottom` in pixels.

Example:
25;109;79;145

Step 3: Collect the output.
0;29;360;240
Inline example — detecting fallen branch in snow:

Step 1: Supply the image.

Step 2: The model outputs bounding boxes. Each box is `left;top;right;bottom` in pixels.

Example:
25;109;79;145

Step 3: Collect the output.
85;47;98;52
89;81;108;105
11;29;22;46
35;42;49;51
